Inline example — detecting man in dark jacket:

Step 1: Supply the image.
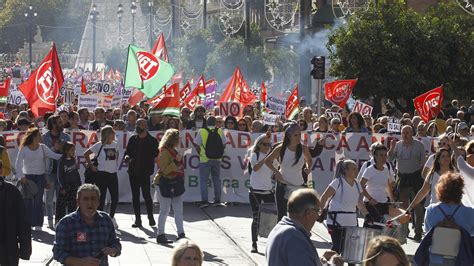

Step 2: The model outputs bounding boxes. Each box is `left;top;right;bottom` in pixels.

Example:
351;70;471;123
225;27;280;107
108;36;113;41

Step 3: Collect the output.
0;177;32;265
124;119;159;227
89;107;113;131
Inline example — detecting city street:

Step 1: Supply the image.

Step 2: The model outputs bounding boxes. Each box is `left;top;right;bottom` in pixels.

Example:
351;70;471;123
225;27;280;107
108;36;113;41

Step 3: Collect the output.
23;203;420;266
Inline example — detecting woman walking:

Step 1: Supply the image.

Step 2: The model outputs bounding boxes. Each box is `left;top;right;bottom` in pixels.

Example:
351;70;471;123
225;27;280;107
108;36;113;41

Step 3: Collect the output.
156;129;186;244
15;128;62;228
265;122;312;220
319;159;367;254
247;132;275;253
84;125;120;228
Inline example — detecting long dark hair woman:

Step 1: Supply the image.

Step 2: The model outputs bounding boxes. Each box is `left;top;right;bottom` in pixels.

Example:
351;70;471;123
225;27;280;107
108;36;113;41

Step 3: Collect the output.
224;116;238;130
84;125;120;228
264;122;312;220
344;112;369;133
15;128;62;228
246;132;274;253
407;148;456;212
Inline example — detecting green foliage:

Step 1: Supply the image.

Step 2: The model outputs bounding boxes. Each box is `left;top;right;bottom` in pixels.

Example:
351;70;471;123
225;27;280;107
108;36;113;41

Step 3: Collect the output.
327;1;474;105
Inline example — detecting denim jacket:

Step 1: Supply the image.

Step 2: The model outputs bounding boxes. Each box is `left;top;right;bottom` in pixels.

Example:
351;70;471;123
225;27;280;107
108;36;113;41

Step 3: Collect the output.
42;131;70;174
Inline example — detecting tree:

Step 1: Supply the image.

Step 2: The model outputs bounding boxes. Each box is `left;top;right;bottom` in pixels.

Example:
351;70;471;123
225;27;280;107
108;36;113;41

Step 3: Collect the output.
327;2;474;113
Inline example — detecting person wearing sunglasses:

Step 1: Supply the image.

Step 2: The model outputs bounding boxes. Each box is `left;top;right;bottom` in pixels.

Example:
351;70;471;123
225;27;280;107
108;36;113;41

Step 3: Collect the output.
247;132;274;253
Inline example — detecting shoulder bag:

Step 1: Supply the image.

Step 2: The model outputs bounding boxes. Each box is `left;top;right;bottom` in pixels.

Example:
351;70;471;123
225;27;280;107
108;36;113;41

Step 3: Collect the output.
84;144;103;184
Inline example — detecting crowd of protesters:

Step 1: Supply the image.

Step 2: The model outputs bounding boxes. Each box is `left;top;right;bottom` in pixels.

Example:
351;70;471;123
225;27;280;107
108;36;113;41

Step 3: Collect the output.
1;94;473;266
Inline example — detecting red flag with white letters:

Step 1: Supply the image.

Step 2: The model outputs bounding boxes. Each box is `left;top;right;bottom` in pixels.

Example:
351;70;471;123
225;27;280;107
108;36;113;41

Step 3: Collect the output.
151;32;169;62
179;82;191;107
19;44;64;117
413;86;444;123
324;79;357;109
285;85;299;119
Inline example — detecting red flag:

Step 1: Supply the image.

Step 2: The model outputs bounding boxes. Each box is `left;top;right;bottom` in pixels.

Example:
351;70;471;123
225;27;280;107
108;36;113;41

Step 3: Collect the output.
128;89;144;106
150;82;180;117
19;44;64;117
0;77;11;97
146;83;179;105
218;66;256;106
285;85;299;119
195;76;206;99
151;32;169;62
183;86;201;110
179;82;191;107
81;78;87;94
413;86;444;123
324;79;357;109
260;82;267;105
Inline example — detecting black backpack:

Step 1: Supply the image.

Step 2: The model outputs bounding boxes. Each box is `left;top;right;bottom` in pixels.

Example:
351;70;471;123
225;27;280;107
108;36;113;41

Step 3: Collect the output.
204;128;225;159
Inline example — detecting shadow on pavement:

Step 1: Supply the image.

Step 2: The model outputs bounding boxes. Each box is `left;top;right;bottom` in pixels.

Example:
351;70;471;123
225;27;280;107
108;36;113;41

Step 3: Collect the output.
116;229;148;244
203;251;227;264
32;230;55;244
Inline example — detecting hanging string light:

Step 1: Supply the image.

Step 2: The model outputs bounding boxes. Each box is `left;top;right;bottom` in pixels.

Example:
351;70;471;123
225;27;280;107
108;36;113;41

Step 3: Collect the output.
264;0;299;33
218;0;245;37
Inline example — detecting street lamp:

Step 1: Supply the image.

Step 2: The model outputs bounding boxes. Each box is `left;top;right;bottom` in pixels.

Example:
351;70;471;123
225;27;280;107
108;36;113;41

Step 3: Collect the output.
24;5;37;65
117;4;123;44
131;1;137;44
148;1;154;49
90;4;99;72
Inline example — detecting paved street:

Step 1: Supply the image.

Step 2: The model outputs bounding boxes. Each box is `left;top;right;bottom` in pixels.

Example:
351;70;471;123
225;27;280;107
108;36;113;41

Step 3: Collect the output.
22;203;420;265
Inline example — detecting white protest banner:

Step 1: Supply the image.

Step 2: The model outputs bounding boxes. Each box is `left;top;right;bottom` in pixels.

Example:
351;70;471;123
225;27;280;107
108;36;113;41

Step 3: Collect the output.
111;93;123;107
352;100;373;116
78;94;98;111
96;81;113;95
325;110;342;121
388;123;401;133
266;96;287;114
97;93;113;108
7;90;27;105
263;113;279;125
219;102;241;117
0;130;460;203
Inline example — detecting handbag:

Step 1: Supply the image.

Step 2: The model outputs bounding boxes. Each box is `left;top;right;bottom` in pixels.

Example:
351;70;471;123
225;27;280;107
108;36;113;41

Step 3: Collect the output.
159;176;185;198
84;145;103;184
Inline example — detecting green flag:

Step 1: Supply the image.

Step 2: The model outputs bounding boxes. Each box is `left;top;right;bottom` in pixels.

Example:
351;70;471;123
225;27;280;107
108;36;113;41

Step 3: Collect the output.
124;44;175;98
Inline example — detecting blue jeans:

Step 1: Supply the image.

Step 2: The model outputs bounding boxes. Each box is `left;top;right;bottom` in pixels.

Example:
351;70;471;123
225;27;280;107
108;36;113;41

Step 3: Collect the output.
157;194;184;235
199;160;221;202
24;174;46;226
45;173;59;222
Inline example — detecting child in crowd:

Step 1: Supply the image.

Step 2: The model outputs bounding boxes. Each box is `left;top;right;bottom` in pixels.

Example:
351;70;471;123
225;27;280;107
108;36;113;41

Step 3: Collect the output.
55;142;81;225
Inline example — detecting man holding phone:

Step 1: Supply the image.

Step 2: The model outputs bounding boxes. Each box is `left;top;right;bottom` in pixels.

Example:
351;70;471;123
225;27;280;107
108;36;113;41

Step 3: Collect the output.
53;184;121;266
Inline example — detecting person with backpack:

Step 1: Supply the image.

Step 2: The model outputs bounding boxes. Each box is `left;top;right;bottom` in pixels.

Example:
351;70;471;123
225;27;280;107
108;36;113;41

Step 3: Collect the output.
193;116;226;208
246;132;274;253
319;159;368;254
415;172;474;265
406;148;456;213
264;122;313;221
360;142;397;229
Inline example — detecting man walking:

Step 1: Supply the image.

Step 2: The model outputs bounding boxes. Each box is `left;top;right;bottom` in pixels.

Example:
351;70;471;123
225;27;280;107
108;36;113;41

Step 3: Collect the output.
42;115;70;228
124;119;158;227
388;125;426;241
194;116;226;207
53;184;121;265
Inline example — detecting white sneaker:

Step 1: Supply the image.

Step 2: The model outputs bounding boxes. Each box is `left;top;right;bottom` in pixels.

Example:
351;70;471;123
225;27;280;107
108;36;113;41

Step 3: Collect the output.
112;217;118;229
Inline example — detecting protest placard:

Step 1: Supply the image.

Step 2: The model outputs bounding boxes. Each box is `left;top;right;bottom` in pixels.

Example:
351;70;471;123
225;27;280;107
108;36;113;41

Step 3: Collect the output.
352;100;373;116
78;94;98;111
266;96;286;114
7;91;27;106
325;110;342;121
219;102;241;117
263;113;279;125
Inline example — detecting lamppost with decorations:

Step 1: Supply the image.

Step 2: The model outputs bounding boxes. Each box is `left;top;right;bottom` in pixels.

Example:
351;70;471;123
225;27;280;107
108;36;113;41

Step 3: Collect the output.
90;4;99;72
148;1;154;49
131;1;137;44
24;5;37;65
117;3;123;46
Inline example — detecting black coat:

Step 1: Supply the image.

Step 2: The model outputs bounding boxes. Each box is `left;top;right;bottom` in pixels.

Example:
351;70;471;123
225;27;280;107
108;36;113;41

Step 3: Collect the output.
0;181;31;265
125;133;159;176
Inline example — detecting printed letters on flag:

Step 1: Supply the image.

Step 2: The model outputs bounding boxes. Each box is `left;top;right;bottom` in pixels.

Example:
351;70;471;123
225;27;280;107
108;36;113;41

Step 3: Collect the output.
203;79;217;109
0;77;11;97
413;86;444;123
324;79;357;109
183;86;201;110
124;44;175;98
218;66;256;107
150;83;180;117
179;82;191;106
19;44;64;117
285;85;299;119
